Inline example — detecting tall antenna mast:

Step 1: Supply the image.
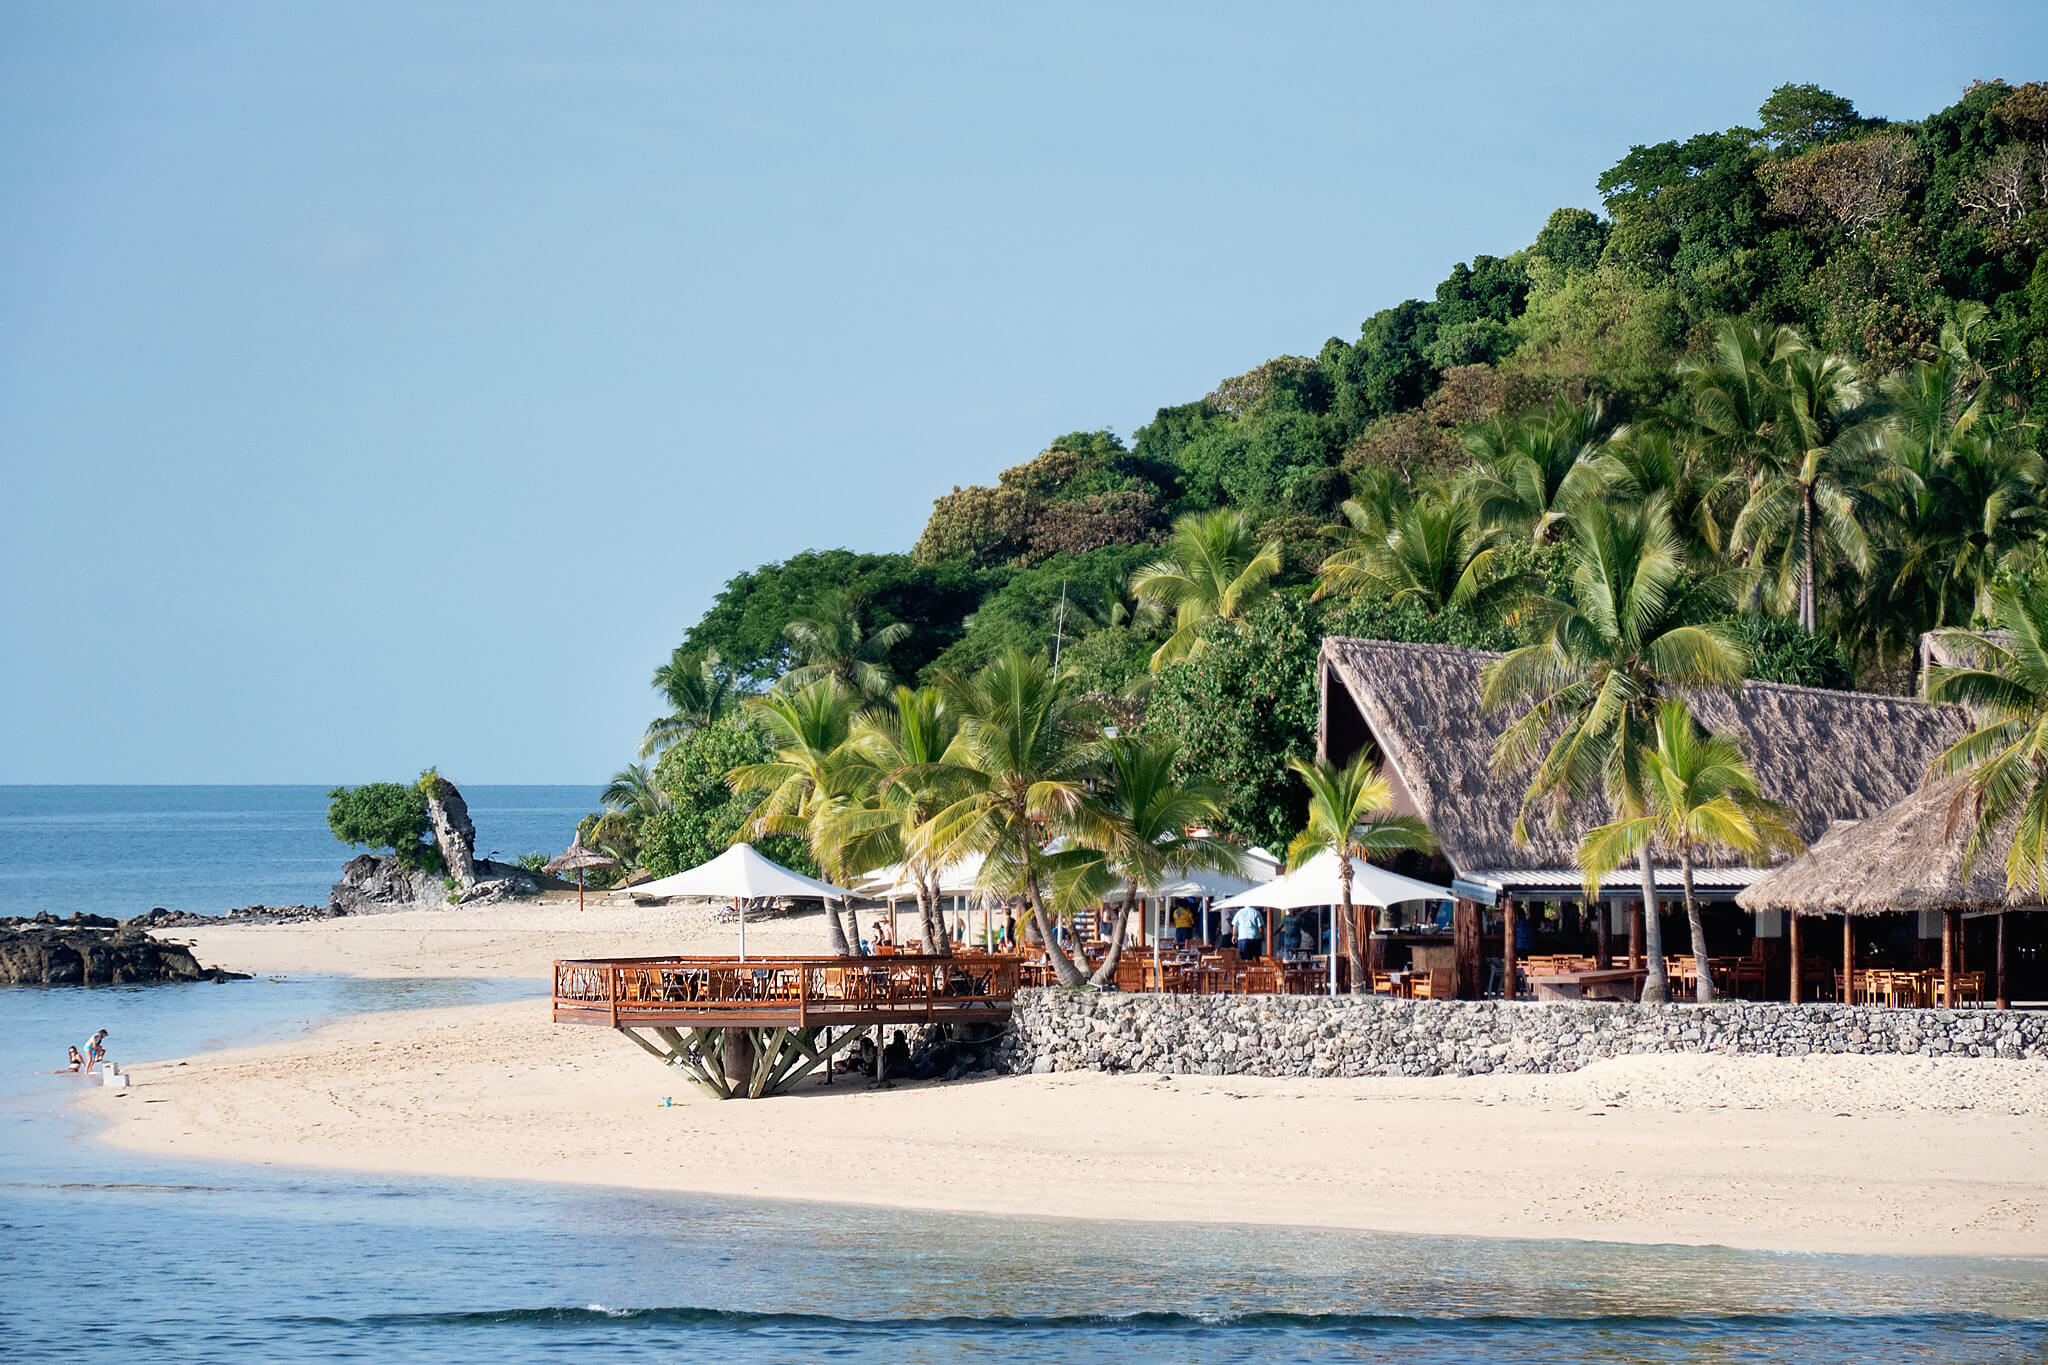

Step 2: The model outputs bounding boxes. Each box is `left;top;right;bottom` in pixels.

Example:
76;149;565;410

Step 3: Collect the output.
1052;580;1069;681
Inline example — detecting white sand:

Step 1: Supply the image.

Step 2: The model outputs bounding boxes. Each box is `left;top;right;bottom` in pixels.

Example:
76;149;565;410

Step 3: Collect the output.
102;899;2047;1256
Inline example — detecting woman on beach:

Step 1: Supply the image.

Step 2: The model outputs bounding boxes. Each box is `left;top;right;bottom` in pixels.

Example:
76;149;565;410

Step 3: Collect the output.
52;1046;84;1074
83;1030;107;1074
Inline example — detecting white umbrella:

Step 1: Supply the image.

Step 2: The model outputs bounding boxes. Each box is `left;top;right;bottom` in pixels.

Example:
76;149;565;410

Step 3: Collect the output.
1215;851;1453;996
622;843;858;960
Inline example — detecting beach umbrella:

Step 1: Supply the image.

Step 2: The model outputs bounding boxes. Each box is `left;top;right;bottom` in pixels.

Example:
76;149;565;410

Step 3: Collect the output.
621;843;858;960
543;834;618;913
1215;851;1453;996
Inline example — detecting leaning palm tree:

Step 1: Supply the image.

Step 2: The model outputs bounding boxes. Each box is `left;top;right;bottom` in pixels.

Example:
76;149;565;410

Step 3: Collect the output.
726;677;869;954
1129;508;1283;671
1730;339;1888;632
1313;484;1521;615
640;647;741;757
1928;577;2048;893
833;685;966;955
1053;735;1243;986
1577;700;1801;1002
780;589;910;699
920;648;1102;986
1284;753;1436;992
1480;495;1749;1003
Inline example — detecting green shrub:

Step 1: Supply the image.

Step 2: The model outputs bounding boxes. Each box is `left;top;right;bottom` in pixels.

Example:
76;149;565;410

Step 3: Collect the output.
326;782;443;871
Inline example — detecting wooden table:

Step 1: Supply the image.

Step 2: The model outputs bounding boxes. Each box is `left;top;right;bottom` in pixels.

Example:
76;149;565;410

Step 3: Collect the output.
1530;967;1647;1002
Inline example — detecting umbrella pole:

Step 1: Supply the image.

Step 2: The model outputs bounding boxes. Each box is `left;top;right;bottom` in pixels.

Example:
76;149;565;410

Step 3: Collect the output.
578;868;585;913
1328;906;1337;997
737;898;746;962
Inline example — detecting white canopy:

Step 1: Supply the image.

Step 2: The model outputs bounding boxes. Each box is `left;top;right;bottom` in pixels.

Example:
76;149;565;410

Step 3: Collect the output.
1103;863;1255;902
624;843;857;902
852;851;990;900
1212;850;1451;910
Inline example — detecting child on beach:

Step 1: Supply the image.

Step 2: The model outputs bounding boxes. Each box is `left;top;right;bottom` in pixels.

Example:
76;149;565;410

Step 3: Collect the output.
83;1030;108;1074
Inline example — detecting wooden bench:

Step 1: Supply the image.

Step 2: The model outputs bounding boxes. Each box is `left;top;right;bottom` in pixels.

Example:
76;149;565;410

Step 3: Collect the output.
1529;967;1647;1002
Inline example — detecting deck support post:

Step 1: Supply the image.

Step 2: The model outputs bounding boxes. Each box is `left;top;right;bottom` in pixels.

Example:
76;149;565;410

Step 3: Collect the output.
1788;912;1802;1004
1501;897;1518;1002
1453;898;1482;1000
1628;901;1645;970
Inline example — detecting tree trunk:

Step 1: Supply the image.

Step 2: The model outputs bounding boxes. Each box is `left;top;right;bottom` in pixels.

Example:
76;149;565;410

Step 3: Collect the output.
823;899;851;956
1341;860;1364;993
1089;883;1138;987
1022;850;1086;987
1638;842;1669;1003
842;903;864;954
1799;484;1817;633
917;876;950;958
1682;838;1712;1003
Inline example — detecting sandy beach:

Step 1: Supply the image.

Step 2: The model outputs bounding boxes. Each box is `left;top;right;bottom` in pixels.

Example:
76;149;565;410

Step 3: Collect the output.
79;900;2048;1257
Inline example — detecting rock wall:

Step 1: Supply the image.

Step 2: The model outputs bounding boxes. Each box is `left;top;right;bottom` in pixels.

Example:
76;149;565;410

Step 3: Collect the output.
1000;990;2048;1077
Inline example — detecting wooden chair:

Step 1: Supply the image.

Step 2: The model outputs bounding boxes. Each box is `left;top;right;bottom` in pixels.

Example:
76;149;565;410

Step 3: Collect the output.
1409;968;1453;1000
1370;971;1397;996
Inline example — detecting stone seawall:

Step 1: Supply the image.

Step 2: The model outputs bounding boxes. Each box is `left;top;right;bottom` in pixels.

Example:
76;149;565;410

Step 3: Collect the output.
999;989;2048;1077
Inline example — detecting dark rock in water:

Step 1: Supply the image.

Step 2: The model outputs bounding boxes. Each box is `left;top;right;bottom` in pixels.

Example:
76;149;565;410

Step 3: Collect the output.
422;775;478;891
0;922;249;986
126;905;336;929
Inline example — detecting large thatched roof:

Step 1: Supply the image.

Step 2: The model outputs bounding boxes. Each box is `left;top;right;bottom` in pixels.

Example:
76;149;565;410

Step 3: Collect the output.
1737;775;2039;916
1320;638;1971;890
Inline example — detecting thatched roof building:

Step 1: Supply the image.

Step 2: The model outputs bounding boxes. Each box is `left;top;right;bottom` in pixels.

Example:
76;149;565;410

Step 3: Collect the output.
1737;775;2040;916
1319;638;1971;904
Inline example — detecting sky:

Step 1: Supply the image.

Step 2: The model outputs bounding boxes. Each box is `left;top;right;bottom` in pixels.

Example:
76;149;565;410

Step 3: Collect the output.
3;2;2042;784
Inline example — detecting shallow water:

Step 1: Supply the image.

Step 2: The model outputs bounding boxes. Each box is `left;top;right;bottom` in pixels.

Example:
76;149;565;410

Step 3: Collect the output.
3;977;2045;1362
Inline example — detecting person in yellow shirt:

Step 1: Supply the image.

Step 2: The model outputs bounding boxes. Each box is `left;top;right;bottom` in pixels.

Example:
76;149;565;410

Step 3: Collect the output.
1170;901;1196;949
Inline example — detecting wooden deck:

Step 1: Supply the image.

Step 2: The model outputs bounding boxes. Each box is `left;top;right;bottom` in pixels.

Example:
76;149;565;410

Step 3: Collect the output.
551;953;1025;1030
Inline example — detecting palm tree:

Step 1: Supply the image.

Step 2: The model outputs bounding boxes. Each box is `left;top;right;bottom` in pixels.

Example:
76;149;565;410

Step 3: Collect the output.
1729;338;1887;632
1313;484;1521;615
1054;735;1242;986
1284;753;1436;992
1592;426;1734;565
1479;495;1748;1003
581;763;674;871
921;648;1102;986
1927;578;2048;893
1678;319;1792;481
726;678;869;954
1577;700;1800;1002
835;685;965;955
1129;509;1283;671
780;589;910;699
640;647;742;757
1469;397;1611;543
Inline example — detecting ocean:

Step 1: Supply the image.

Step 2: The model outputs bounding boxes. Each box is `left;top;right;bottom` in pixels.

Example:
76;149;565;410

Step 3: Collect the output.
0;785;603;918
1;787;2045;1361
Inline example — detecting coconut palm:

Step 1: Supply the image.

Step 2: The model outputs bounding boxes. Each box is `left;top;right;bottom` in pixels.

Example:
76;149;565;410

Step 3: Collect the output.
1284;753;1437;992
726;678;869;954
1592;426;1735;565
1469;397;1612;543
1677;319;1793;480
1927;578;2048;893
1577;700;1801;1002
1313;484;1521;615
1729;339;1887;632
920;649;1102;986
640;647;742;757
780;589;910;699
833;685;965;956
1129;508;1283;671
1479;495;1748;1003
1053;735;1242;986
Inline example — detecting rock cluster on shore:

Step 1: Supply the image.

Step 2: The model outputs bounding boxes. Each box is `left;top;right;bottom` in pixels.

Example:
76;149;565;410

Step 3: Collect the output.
1000;989;2048;1077
327;853;549;916
0;913;249;986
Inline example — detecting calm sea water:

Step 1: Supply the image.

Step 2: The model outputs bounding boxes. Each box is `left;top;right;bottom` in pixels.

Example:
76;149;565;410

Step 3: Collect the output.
0;785;602;918
1;789;2044;1361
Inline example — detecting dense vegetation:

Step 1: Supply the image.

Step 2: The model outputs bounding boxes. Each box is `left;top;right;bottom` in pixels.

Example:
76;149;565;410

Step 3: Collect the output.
326;781;441;871
591;80;2048;903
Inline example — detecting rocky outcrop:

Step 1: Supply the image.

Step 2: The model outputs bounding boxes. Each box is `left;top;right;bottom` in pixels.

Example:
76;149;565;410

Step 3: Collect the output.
327;853;548;915
422;775;478;890
0;914;248;986
127;905;336;929
1000;990;2048;1077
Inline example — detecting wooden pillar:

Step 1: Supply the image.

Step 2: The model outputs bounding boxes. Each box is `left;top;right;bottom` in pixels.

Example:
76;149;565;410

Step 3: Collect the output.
1264;905;1275;959
1595;898;1611;969
1365;906;1385;977
1628;900;1645;970
1842;915;1854;1004
1996;913;2010;1010
1943;908;1959;1009
1453;898;1483;1000
1788;912;1803;1004
1502;897;1518;1001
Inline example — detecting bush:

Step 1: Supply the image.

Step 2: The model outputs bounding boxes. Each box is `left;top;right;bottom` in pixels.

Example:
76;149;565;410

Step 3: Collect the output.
644;721;818;878
327;782;442;871
1733;616;1854;690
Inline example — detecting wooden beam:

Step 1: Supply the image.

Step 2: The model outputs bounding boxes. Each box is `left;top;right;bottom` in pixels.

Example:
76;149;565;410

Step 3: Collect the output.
1453;898;1482;1000
1943;908;1959;1010
1594;898;1611;970
1997;912;2011;1010
1788;912;1802;1004
1502;897;1518;1001
1842;915;1854;1004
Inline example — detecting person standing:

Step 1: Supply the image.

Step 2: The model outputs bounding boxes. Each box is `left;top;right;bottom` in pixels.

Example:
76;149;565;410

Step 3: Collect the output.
83;1029;108;1074
1171;901;1196;949
1232;905;1264;962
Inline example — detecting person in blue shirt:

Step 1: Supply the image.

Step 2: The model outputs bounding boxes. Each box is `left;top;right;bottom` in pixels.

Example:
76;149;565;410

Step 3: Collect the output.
1231;904;1264;961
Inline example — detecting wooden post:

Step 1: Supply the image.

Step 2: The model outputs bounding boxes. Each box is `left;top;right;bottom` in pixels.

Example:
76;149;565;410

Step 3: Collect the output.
1595;898;1611;969
1996;913;2010;1010
1502;897;1518;1001
1453;898;1483;1000
1943;908;1959;1009
1842;915;1854;1004
1788;911;1803;1004
1628;900;1645;970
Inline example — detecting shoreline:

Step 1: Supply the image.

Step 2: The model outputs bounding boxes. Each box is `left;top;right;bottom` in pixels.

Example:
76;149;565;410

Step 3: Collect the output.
77;987;2048;1258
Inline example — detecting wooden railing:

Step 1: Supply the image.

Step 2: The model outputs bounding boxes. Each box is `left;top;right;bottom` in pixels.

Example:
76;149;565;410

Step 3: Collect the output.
552;953;1026;1027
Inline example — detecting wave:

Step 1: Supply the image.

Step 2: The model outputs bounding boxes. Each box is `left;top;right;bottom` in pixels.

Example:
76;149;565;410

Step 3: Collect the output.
277;1305;2016;1335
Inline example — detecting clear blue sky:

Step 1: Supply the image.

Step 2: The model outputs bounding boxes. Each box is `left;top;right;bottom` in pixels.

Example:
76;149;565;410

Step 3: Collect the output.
3;3;2039;783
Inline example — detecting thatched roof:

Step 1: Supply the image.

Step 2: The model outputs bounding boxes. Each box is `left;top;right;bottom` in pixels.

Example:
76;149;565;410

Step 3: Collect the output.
1737;775;2040;916
1320;638;1971;889
544;835;618;874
